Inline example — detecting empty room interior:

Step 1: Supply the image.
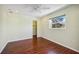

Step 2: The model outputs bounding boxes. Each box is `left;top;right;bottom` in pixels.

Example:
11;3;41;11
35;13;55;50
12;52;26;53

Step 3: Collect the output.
0;4;79;54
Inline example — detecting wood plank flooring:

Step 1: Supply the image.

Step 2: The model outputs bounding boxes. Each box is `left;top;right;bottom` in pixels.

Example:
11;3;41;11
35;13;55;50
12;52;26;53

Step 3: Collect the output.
1;37;79;54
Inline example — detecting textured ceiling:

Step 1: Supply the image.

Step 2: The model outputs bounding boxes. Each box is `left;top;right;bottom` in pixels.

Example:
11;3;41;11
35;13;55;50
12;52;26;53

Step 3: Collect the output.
3;4;68;18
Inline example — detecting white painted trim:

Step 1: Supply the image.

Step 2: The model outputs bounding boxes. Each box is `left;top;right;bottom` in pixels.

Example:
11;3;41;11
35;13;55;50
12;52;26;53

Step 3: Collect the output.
42;36;79;53
0;42;8;53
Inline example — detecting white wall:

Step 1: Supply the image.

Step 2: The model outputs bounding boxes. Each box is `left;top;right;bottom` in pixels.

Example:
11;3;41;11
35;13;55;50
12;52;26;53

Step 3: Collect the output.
5;13;33;42
0;5;8;53
39;5;79;52
0;5;34;53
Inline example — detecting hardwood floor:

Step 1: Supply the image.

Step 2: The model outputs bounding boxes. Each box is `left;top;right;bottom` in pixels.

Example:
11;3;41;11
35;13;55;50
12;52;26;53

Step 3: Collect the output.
1;37;79;54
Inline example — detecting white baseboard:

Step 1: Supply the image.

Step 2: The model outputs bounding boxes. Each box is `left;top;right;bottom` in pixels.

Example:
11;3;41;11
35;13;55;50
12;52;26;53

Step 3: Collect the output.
0;42;8;53
42;37;79;53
